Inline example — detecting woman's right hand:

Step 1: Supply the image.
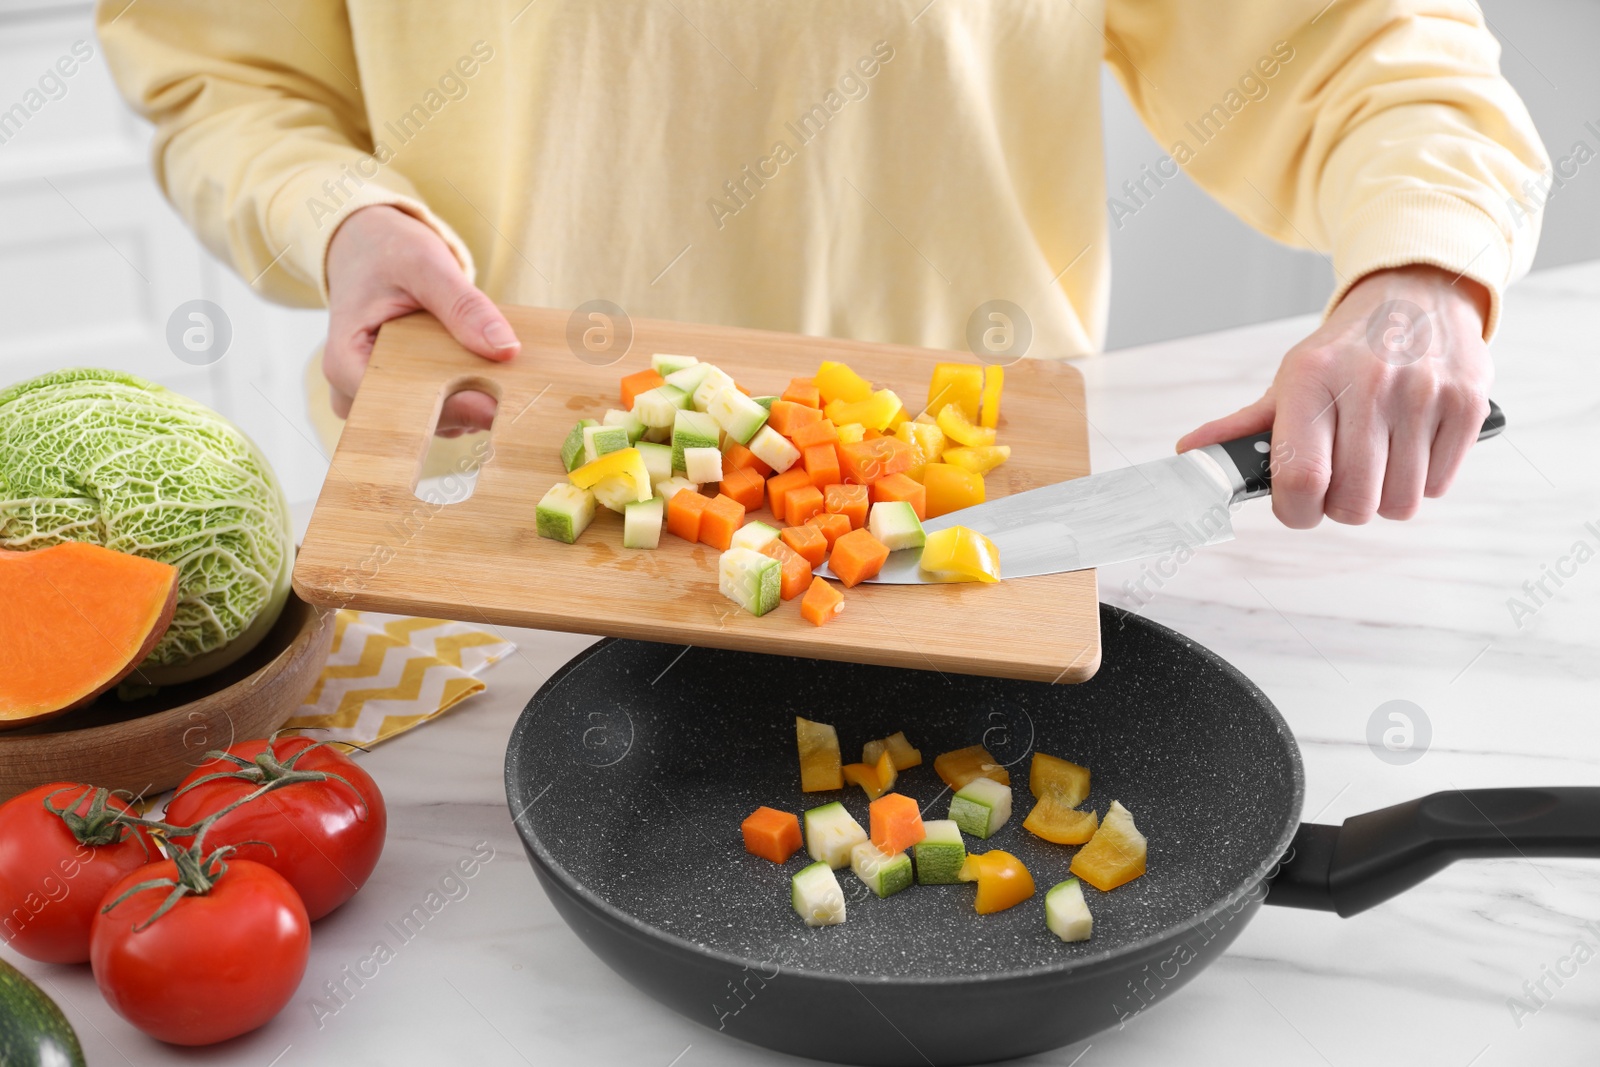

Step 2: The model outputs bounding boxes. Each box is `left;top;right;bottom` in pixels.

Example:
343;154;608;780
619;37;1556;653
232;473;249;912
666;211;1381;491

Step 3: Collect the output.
324;204;518;435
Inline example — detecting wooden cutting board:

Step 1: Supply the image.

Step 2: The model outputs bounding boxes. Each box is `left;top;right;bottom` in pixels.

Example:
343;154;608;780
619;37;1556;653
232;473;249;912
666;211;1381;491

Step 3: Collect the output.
292;306;1100;683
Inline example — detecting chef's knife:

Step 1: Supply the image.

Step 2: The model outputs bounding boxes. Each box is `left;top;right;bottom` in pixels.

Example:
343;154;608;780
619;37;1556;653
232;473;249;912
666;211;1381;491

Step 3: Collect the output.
820;399;1506;583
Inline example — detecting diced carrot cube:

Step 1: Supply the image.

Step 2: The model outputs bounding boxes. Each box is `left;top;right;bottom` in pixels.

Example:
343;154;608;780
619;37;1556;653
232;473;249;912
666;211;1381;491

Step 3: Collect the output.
790;418;840;450
780;524;829;567
786;485;825;525
800;575;845;626
782;377;822;408
761;539;813;600
871;472;927;521
869;793;926;855
839;438;913;485
735;382;752;396
620;369;666;410
741;806;803;864
829;528;889;587
766;468;813;524
824;484;869;529
768;400;824;437
699;493;746;551
805;511;852;550
719;467;764;511
861;428;882;440
724;440;773;477
665;490;709;543
802;444;841;490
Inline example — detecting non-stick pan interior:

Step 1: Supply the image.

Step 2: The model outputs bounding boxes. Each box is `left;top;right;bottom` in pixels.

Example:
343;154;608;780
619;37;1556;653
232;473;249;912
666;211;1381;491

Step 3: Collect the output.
507;606;1303;981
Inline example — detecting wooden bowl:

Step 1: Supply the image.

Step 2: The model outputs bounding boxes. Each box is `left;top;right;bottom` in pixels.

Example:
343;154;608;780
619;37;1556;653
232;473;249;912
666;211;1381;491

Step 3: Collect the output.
0;592;335;803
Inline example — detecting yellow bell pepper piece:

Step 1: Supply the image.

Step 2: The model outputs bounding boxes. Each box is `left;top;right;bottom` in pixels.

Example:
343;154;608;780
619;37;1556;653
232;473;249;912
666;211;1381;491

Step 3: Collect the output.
922;465;986;520
814;361;873;405
824;388;902;431
958;850;1036;914
1070;801;1147;891
979;366;1004;428
893;420;947;484
567;447;651;503
887;405;910;430
1023;797;1099;845
926;362;982;421
841;750;898;800
835;422;866;445
796;716;843;792
935;404;997;448
1029;752;1090;806
942;445;1010;475
918;525;1000;583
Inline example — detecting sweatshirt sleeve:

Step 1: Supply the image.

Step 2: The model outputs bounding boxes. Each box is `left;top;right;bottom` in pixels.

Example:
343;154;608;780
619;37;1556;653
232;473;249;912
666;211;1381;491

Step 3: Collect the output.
1102;0;1550;338
95;0;474;307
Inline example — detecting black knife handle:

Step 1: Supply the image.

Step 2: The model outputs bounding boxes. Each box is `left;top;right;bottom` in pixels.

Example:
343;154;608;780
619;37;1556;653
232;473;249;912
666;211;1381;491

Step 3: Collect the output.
1207;398;1505;502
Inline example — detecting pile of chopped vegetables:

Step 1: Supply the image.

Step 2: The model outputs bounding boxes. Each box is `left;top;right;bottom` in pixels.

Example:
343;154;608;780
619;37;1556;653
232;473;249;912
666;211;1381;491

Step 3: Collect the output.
537;355;1011;621
738;717;1148;942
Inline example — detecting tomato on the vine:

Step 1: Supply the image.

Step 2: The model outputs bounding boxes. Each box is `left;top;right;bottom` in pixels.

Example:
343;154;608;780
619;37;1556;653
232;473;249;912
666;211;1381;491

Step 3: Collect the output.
91;854;309;1045
164;736;386;920
0;783;157;963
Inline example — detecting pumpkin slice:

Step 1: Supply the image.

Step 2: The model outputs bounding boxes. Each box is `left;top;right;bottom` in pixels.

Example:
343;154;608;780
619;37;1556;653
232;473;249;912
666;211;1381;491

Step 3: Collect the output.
0;543;179;728
932;744;1010;790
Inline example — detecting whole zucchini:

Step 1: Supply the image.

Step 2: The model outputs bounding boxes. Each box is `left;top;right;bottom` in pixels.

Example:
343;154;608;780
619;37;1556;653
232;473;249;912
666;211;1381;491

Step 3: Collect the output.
0;956;85;1067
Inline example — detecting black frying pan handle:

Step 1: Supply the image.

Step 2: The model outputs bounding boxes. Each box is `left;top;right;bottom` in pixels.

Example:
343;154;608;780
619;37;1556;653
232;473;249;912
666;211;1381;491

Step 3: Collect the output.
1205;398;1506;502
1265;787;1600;916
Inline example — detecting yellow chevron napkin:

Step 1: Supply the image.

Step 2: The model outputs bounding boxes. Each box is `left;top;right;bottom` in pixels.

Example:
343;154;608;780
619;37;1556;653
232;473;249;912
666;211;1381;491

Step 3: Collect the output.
281;611;517;746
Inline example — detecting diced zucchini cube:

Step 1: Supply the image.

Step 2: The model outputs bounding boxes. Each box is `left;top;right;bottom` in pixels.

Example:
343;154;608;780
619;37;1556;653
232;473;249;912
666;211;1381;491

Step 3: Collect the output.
791;861;846;927
1046;878;1093;942
622;497;664;549
641;424;672;444
583;423;632;464
651;353;699;376
636;441;673;483
948;777;1012;839
632;385;691;429
535;483;596;544
602;408;646;444
729;520;780;552
868;501;926;551
683;446;723;484
654;476;699;500
692;367;737;412
664;363;714;395
803;801;867;869
752;396;778;411
913;819;966;885
706;387;770;445
747;425;801;474
718;547;781;617
850;840;914;899
671;409;721;472
560;419;598;473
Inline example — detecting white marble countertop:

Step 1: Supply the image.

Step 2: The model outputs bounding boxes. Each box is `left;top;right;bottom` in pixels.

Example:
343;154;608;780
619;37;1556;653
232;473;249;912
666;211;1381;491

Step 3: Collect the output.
7;261;1599;1067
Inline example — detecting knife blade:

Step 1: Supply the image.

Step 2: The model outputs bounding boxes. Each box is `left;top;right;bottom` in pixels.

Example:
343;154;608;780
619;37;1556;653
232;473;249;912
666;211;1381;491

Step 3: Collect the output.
819;399;1506;584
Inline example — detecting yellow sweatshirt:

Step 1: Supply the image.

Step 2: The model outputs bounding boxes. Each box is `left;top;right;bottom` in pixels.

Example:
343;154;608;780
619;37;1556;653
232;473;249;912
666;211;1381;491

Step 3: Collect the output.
98;0;1548;358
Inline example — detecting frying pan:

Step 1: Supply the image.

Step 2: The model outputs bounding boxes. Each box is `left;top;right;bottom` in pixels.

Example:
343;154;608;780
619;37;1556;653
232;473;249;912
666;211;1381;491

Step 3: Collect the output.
505;605;1600;1066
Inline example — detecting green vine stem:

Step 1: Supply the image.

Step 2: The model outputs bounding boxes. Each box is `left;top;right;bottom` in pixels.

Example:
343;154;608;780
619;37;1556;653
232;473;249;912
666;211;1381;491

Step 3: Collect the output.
42;785;154;860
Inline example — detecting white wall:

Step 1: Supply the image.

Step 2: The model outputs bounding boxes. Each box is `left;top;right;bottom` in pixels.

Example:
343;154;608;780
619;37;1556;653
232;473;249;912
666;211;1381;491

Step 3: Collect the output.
0;0;1593;508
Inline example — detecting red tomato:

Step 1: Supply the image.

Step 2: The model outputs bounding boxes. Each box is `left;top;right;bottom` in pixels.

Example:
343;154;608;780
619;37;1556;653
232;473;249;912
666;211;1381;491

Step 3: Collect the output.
164;736;386;920
0;783;157;963
91;857;309;1045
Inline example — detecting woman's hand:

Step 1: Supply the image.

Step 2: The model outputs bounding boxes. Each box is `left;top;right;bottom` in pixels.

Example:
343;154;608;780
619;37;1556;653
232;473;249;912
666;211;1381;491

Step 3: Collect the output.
1177;264;1494;528
324;204;517;435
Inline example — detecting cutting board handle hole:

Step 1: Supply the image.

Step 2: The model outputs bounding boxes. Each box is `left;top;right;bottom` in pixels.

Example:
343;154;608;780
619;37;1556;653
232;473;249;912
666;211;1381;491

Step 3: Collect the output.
411;376;502;506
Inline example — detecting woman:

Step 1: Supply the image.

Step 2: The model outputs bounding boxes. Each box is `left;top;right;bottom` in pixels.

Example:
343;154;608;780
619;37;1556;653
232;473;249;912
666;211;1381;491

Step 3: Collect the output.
99;0;1547;528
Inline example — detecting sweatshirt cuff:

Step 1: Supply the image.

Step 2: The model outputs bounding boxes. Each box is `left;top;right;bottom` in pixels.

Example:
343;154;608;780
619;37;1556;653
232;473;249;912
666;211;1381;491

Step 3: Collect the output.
1325;187;1515;340
268;165;477;305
